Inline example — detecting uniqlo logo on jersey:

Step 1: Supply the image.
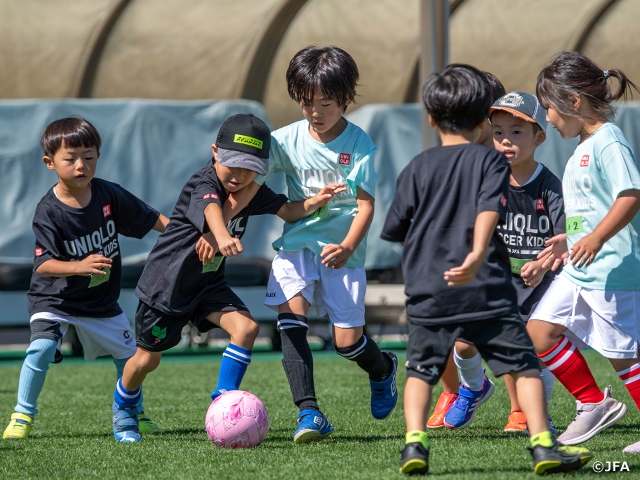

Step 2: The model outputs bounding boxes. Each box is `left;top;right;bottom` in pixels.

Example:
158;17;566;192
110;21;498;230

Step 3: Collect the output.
103;205;111;217
339;153;351;166
34;248;43;256
580;155;590;167
536;198;545;211
203;193;219;200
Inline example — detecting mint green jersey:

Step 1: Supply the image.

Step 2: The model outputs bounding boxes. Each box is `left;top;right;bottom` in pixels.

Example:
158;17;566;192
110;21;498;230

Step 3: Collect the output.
562;123;640;290
260;119;377;268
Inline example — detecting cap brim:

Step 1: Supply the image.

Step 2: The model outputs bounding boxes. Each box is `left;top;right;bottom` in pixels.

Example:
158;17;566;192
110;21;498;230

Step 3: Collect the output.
217;148;268;176
489;106;537;125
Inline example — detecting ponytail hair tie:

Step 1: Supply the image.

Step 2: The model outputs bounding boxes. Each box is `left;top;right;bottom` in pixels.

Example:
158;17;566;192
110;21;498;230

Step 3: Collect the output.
603;70;610;79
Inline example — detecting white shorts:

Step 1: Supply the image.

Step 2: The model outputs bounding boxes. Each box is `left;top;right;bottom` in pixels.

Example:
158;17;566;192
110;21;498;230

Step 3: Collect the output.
265;249;366;329
531;274;640;359
30;312;136;361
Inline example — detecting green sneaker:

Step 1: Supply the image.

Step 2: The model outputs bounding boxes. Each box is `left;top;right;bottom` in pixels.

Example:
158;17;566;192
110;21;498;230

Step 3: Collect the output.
400;442;429;475
530;441;593;475
138;412;160;435
3;413;34;440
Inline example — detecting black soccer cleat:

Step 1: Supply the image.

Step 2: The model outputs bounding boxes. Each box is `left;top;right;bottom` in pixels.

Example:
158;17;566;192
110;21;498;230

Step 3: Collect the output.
529;441;593;475
400;442;429;475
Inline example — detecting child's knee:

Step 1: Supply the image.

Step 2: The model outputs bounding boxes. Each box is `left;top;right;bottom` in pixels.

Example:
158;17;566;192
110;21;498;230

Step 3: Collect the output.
234;317;260;343
454;340;478;358
133;349;161;373
26;338;58;367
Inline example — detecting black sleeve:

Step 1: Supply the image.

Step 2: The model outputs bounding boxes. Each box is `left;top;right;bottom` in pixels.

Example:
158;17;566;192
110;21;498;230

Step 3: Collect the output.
381;162;416;243
111;183;160;238
543;168;566;235
477;151;510;221
247;184;289;216
186;179;225;234
32;204;64;269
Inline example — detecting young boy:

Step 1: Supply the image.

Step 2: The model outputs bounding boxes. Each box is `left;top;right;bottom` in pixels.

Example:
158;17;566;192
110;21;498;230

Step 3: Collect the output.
427;71;506;428
111;113;344;443
381;64;593;475
222;46;396;443
3;117;169;440
440;92;564;433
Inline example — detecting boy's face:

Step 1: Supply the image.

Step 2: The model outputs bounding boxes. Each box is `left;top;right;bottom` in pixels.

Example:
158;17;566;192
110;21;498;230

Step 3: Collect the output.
492;111;545;167
43;143;99;191
212;145;257;193
299;90;351;141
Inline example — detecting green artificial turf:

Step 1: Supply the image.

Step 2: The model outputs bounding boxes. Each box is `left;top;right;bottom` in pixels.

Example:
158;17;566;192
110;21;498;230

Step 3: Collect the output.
1;350;638;479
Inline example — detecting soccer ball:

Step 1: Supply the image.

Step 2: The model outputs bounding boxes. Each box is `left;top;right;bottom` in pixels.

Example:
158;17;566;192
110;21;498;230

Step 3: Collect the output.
205;390;270;448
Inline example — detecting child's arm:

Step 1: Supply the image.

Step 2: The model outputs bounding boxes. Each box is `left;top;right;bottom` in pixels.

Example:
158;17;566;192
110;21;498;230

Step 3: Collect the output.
203;203;243;257
35;256;113;277
277;183;346;223
321;187;374;269
444;210;500;286
152;214;170;233
570;190;640;268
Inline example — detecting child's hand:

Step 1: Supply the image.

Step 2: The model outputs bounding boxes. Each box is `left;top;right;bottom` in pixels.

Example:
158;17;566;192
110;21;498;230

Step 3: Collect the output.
537;233;568;271
520;259;547;288
195;233;218;264
444;251;483;286
77;254;112;275
217;236;243;257
308;183;346;209
321;243;353;269
569;233;603;268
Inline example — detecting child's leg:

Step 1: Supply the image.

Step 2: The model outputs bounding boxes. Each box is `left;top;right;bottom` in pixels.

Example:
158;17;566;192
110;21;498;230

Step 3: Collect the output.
206;310;259;400
427;352;459;429
116;348;161;409
512;369;547;435
611;358;640;452
453;341;484;390
440;351;459;393
15;338;57;417
405;377;434;433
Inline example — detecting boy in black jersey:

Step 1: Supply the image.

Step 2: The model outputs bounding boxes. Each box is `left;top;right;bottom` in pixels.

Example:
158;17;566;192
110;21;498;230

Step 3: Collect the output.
381;65;592;475
112;114;344;442
448;92;565;433
3;117;169;440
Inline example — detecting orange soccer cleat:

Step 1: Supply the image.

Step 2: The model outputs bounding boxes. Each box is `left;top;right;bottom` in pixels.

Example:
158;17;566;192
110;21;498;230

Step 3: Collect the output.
504;410;527;432
427;392;458;428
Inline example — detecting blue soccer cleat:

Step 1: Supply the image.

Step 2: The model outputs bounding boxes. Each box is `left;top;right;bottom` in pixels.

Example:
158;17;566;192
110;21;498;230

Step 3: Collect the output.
444;373;495;429
370;351;398;420
112;400;141;443
293;409;334;444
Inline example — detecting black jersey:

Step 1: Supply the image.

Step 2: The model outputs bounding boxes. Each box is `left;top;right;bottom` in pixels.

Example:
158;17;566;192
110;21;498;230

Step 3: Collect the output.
381;143;517;325
27;178;160;318
135;158;288;314
497;164;564;319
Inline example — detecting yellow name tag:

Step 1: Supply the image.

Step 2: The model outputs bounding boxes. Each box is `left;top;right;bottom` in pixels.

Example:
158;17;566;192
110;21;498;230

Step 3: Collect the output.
566;215;584;235
88;268;111;288
202;255;224;273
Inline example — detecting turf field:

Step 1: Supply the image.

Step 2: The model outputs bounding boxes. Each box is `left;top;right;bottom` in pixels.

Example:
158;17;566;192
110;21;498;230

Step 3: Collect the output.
1;349;639;479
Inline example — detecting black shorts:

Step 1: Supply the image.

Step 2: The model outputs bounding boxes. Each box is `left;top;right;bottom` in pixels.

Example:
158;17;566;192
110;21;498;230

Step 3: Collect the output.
405;314;540;385
135;291;248;352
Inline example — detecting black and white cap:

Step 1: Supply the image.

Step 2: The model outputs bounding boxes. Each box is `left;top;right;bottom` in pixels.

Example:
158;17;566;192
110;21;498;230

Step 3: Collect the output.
216;114;271;175
490;91;547;131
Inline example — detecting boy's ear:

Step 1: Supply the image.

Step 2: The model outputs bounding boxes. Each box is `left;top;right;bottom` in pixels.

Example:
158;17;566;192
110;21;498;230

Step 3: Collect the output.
535;129;547;146
427;114;437;127
211;144;218;158
43;156;55;170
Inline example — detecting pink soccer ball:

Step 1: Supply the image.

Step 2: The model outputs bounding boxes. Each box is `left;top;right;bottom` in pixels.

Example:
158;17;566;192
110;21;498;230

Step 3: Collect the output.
205;390;270;448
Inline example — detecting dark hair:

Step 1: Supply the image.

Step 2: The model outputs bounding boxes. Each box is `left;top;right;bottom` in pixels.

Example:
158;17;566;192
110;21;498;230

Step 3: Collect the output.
286;45;359;108
536;51;639;121
41;117;101;158
483;71;506;104
422;63;492;132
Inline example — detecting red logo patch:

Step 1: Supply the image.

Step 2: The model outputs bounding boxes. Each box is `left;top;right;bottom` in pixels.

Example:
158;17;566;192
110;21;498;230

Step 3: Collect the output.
580;155;590;167
103;205;111;217
536;198;545;211
339;153;351;166
203;193;219;200
34;248;43;256
501;194;507;207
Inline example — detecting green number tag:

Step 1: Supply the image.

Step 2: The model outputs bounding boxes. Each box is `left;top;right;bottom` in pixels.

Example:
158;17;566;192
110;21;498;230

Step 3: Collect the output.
566;215;584;235
202;255;224;273
88;268;111;288
509;258;530;275
308;205;328;220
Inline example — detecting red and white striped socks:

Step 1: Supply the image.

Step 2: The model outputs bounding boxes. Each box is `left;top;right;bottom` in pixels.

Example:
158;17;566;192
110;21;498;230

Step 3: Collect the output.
538;336;604;404
617;363;640;409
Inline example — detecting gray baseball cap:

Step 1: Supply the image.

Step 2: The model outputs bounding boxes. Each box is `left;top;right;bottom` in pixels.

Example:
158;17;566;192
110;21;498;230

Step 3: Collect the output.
216;114;270;175
490;91;548;132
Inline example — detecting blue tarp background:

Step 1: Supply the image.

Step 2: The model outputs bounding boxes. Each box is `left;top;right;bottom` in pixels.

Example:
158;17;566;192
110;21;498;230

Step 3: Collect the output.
2;99;640;272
